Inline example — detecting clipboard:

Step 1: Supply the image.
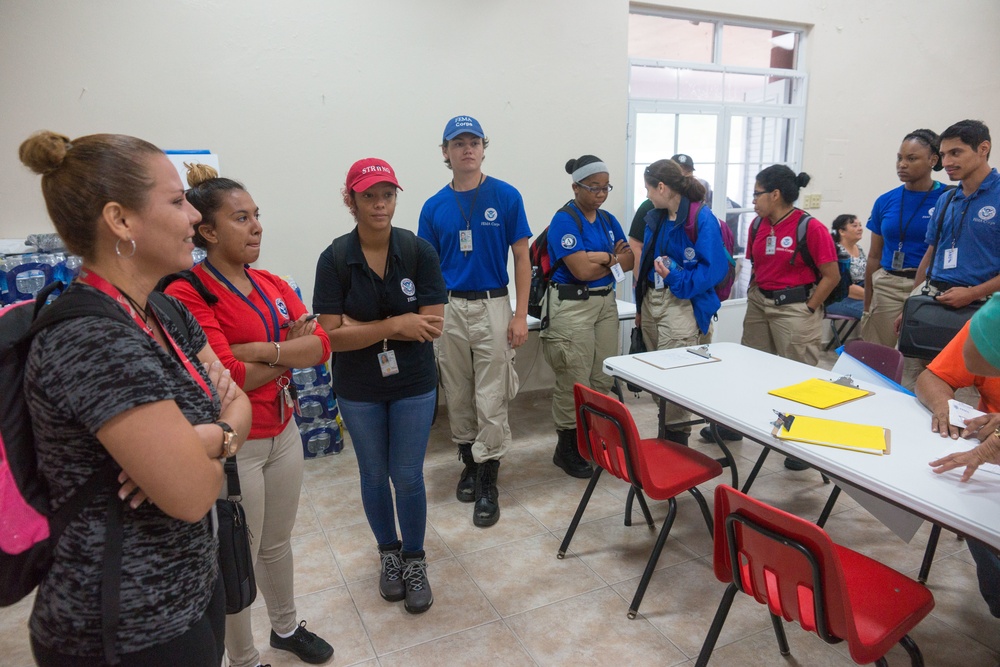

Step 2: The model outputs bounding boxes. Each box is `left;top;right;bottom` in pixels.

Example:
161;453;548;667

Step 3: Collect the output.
635;346;721;371
771;412;890;455
768;377;874;409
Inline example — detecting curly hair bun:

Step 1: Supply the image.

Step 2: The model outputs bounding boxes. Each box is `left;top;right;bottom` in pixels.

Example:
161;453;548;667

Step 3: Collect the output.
185;162;219;188
19;131;72;175
795;172;812;188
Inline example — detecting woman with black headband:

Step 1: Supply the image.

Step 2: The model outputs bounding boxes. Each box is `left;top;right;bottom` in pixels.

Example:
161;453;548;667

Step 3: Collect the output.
540;155;633;477
861;128;946;347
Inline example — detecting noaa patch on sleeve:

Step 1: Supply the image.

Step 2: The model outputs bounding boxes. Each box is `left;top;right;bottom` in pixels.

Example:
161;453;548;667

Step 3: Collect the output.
561;234;577;249
275;298;289;317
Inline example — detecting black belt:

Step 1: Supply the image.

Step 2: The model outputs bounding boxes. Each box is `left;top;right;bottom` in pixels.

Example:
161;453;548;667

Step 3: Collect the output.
757;284;813;299
885;268;917;278
448;286;509;300
647;280;667;291
928;280;965;292
551;283;614;301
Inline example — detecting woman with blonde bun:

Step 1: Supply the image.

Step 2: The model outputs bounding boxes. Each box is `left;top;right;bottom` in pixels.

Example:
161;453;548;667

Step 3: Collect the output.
18;131;252;666
165;163;334;667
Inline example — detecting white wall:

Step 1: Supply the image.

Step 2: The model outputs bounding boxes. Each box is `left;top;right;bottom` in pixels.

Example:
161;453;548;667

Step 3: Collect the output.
3;0;999;305
1;0;629;306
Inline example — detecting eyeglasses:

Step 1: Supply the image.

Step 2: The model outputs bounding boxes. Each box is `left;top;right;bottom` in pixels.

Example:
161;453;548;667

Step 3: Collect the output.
576;182;614;194
751;189;771;200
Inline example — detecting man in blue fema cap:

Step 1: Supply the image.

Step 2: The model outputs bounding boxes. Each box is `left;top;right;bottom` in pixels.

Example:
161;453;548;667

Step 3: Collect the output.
418;116;532;528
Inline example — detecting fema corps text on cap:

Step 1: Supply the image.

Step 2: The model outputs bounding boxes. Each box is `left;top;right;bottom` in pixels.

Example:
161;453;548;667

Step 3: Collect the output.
443;116;485;142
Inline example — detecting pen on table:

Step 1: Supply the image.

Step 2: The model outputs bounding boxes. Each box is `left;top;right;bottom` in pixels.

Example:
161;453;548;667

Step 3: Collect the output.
280;314;318;329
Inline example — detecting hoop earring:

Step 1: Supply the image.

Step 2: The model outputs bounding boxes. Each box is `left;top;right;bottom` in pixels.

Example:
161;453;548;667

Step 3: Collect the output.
115;238;136;258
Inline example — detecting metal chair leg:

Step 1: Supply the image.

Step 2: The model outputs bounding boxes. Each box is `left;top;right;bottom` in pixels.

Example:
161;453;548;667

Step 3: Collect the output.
918;524;942;584
695;583;739;667
816;485;842;528
899;634;925;667
769;612;790;656
627;497;677;619
632;487;656;529
557;467;603;558
688;486;714;536
624;487;635;527
709;423;740;488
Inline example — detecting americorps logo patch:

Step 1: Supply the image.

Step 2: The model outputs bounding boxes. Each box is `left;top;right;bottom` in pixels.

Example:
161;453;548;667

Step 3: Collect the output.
780;236;794;248
561;234;577;249
275;298;289;317
979;206;997;221
400;278;416;296
484;208;498;221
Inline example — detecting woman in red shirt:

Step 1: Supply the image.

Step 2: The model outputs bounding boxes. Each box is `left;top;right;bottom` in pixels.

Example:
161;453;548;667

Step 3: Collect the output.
742;165;840;366
165;165;333;667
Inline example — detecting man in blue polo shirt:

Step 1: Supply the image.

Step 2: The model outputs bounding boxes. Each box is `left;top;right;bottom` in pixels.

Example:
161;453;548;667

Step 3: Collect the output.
898;120;1000;384
418;115;532;528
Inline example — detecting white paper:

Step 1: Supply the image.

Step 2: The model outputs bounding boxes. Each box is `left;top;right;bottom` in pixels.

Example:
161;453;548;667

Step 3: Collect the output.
634;347;718;371
948;398;986;429
838;480;925;543
937;438;1000;478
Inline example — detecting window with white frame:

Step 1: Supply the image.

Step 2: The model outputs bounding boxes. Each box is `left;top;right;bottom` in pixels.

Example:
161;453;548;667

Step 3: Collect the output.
627;9;808;298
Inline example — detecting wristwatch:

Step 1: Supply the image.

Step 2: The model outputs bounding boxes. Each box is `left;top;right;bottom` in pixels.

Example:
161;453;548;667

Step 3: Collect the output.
217;421;237;460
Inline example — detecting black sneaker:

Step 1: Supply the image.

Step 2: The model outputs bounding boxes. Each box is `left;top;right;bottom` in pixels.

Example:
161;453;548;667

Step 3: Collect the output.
783;457;810;471
699;425;743;442
401;551;434;614
269;620;334;664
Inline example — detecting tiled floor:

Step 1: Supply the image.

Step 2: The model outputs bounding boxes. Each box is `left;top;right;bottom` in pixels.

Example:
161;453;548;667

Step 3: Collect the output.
3;358;999;666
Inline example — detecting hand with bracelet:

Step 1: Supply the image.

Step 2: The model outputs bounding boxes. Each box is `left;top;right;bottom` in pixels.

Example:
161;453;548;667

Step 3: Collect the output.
929;427;1000;482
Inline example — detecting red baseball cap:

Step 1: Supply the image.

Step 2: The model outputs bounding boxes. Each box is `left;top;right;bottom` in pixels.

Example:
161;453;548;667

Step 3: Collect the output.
345;158;403;192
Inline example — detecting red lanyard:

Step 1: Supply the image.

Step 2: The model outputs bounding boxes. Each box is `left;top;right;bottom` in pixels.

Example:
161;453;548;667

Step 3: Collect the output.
78;269;214;401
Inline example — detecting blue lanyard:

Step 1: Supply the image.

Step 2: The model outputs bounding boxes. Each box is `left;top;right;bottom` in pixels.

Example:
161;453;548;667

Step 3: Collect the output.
203;260;281;342
573;202;615;253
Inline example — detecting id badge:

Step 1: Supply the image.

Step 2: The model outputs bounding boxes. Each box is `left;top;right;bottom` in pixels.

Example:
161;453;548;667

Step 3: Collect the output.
610;263;626;283
379;349;400;377
765;235;777;255
891;249;905;270
943;247;958;270
459;229;474;252
654;273;664;290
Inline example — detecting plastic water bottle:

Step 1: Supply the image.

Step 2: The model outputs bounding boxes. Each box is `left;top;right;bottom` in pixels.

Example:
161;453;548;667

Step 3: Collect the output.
192;247;207;265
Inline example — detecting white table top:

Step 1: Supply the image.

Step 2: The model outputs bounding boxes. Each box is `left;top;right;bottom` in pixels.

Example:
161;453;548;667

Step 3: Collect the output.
603;341;1000;550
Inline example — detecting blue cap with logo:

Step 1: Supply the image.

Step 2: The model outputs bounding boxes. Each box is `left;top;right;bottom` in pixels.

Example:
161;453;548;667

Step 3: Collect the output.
443;116;485;142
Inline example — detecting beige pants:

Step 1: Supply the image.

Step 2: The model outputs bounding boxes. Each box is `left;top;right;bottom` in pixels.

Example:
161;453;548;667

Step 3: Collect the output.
225;419;304;667
541;288;619;430
741;284;824;366
437;295;516;462
861;268;916;348
640;287;712;432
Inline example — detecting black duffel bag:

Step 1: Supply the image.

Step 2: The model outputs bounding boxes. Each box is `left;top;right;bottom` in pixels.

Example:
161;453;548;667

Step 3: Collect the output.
625;327;648;395
898;293;983;360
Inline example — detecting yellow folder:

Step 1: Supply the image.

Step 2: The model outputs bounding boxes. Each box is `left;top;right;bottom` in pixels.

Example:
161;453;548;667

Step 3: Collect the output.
772;414;890;455
768;378;873;410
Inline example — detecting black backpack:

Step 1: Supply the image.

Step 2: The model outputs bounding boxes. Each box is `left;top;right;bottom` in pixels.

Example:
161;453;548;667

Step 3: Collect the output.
0;281;188;663
528;202;608;329
748;212;850;307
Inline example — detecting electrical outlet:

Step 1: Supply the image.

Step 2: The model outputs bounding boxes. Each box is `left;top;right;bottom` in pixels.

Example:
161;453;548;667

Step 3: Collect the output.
803;193;822;209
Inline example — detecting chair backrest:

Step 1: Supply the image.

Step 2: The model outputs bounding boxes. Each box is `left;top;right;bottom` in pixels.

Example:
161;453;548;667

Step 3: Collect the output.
712;485;855;645
843;339;904;383
573;383;645;488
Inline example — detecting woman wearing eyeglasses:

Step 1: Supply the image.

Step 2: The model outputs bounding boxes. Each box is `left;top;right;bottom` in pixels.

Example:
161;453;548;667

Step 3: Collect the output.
742;165;839;367
634;159;730;445
540;155;634;477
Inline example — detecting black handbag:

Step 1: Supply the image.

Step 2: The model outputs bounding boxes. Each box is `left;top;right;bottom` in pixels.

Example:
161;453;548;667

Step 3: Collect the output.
216;457;256;614
898;293;982;360
625;327;648;395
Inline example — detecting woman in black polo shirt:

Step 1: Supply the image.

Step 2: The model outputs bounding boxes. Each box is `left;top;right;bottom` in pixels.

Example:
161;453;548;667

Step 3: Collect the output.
313;158;447;615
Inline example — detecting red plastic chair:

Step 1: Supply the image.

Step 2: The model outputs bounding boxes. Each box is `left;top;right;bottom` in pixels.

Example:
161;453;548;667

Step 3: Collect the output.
696;485;934;667
843;339;905;383
557;383;723;619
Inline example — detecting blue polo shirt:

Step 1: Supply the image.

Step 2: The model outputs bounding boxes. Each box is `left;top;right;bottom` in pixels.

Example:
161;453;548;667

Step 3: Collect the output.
866;182;947;270
925;168;1000;287
547;201;627;288
418;176;531;291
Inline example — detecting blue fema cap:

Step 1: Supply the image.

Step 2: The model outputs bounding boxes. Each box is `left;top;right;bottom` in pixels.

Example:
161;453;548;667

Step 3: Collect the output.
443;116;485;142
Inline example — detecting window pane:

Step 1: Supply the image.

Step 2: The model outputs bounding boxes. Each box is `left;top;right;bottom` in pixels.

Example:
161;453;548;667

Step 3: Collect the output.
635;113;677;164
721;25;798;69
629;64;679;100
629;14;714;63
678;68;724;101
676;114;718;198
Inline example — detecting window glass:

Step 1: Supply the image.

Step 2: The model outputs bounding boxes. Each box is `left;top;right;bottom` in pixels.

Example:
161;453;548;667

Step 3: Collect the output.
628;14;714;63
721;25;798;68
629;64;679;100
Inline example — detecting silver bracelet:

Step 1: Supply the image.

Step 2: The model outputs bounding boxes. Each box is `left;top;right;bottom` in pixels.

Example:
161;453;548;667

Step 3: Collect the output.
267;341;281;368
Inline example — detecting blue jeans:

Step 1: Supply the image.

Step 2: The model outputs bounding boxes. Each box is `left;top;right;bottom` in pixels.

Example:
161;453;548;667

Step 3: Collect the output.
967;537;1000;617
825;296;863;320
337;389;435;552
